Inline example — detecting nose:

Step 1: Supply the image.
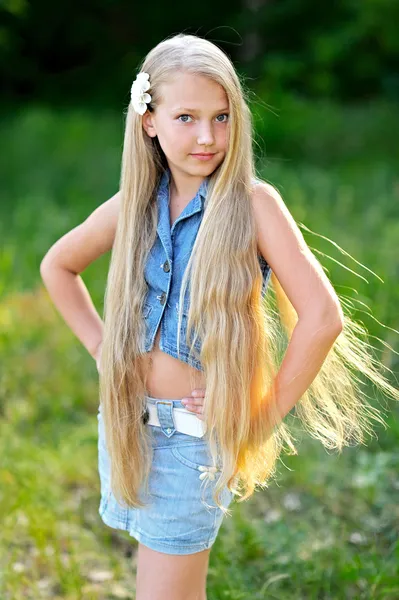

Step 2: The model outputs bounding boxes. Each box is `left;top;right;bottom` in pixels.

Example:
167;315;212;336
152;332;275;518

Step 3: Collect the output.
197;121;215;147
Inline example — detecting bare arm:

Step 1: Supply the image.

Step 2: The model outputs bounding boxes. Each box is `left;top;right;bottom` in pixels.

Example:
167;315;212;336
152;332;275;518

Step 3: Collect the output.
40;191;121;361
269;316;342;420
252;182;344;420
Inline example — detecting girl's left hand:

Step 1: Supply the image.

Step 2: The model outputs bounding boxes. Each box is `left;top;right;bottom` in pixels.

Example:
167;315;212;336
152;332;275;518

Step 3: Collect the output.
181;389;206;421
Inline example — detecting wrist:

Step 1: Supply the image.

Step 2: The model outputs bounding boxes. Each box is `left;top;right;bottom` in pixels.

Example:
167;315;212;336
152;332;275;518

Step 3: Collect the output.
91;339;102;357
93;341;102;374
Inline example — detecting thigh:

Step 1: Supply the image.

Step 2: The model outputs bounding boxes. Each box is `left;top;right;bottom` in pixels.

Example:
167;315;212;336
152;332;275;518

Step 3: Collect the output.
136;542;211;600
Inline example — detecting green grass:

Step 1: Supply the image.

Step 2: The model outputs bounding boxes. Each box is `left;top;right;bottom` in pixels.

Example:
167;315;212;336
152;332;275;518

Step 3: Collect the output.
0;103;398;599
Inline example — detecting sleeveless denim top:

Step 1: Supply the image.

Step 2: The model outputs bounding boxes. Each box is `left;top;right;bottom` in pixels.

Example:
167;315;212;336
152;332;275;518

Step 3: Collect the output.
142;167;272;371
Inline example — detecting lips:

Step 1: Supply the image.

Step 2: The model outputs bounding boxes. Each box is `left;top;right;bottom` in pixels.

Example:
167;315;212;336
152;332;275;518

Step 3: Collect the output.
191;153;215;157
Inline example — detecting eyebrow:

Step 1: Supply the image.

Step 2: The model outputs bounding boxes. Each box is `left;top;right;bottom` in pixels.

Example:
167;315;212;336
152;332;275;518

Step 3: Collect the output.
171;107;230;113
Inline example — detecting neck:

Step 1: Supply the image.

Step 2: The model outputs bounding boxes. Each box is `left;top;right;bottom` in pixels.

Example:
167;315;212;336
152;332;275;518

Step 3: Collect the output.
167;165;207;202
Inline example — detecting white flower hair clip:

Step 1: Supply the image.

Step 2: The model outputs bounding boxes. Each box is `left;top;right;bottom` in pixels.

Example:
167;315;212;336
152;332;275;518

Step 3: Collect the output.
130;72;152;115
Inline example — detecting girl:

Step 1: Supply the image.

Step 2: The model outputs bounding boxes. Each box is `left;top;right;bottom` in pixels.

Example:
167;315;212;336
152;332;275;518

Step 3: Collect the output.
40;34;399;600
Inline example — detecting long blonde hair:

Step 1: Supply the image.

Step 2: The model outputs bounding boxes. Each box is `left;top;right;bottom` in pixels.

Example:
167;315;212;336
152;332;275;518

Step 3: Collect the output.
99;33;399;515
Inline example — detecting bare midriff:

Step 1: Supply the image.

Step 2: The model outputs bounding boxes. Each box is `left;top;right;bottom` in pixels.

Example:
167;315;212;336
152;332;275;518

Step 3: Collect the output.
142;316;206;400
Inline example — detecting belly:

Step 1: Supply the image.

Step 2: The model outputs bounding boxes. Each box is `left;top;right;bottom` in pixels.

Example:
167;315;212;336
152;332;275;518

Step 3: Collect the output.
142;327;206;399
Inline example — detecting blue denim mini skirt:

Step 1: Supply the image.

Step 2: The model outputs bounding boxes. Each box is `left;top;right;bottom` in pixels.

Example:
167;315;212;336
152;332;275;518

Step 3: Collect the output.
97;395;234;555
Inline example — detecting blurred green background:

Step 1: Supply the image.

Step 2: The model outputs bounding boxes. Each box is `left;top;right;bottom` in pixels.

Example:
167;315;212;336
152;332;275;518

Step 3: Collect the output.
1;1;398;598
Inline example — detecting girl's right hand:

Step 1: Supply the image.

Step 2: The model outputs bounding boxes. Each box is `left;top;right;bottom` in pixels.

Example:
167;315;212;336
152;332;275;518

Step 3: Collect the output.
94;341;102;374
181;389;206;421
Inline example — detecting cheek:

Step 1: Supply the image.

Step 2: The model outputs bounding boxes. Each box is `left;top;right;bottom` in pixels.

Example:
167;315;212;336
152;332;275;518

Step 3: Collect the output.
160;126;190;150
217;126;229;148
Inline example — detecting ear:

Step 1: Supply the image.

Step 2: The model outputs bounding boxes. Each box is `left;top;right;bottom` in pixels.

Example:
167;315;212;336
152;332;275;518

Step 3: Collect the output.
142;112;157;138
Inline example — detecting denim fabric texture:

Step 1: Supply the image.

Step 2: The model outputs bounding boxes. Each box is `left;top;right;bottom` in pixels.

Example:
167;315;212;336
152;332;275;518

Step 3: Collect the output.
142;166;272;371
97;169;272;554
98;397;235;555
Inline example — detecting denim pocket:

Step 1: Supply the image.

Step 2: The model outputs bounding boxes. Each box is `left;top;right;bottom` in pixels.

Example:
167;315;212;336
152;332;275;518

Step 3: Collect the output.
171;443;222;473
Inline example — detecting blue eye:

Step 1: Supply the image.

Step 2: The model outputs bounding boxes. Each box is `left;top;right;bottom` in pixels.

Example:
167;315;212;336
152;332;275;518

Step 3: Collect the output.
216;114;229;123
177;114;193;123
177;113;229;123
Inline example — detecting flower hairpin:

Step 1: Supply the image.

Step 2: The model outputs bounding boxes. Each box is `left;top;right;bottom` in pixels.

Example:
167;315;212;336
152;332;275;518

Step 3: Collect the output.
131;72;152;115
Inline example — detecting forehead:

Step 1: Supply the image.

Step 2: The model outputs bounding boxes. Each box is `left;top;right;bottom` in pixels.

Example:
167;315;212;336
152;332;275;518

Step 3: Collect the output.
159;72;228;110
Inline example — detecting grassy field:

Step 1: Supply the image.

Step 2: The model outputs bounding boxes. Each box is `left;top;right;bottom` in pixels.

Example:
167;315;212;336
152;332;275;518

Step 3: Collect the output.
1;102;398;599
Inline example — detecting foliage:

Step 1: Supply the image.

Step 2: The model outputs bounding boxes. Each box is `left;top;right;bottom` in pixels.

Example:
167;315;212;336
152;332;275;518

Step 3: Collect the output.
1;0;399;106
0;102;398;597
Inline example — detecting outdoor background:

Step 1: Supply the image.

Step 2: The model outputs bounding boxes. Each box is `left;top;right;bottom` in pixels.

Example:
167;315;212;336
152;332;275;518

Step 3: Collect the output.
1;1;398;598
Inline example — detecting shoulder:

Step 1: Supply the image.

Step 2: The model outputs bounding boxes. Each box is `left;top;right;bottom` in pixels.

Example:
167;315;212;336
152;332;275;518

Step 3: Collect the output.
249;179;343;321
250;180;294;252
84;190;122;244
249;177;310;275
41;190;122;275
251;179;285;211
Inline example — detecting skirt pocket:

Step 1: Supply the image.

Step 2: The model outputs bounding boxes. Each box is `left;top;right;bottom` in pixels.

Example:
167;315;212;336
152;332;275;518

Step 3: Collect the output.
171;443;222;482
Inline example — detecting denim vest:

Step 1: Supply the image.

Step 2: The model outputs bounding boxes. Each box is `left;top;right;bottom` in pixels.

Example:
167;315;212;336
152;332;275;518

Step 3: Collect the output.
142;167;272;371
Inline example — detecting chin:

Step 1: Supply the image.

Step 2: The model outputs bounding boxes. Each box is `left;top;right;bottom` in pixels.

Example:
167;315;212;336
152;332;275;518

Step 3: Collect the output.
191;157;222;167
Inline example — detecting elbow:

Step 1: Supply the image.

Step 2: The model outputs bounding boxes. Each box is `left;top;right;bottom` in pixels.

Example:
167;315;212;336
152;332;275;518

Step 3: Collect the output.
40;253;56;280
330;315;344;337
40;256;50;279
330;298;345;332
319;302;345;335
40;261;47;280
300;301;344;335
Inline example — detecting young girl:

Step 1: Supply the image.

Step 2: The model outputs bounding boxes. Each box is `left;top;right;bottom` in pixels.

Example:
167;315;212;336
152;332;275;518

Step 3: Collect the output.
40;33;399;600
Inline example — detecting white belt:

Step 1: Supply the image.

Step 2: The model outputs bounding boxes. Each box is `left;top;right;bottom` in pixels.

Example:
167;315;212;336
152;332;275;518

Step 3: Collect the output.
146;401;207;438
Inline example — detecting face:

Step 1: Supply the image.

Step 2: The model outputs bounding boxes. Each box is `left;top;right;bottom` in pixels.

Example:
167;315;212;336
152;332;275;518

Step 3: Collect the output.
142;71;230;178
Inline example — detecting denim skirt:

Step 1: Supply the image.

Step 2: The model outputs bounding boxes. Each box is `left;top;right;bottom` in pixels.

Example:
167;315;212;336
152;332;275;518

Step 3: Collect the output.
97;395;234;555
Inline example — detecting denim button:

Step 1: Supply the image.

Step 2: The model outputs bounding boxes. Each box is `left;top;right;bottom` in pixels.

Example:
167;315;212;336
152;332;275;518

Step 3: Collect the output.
166;427;172;434
163;261;170;272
